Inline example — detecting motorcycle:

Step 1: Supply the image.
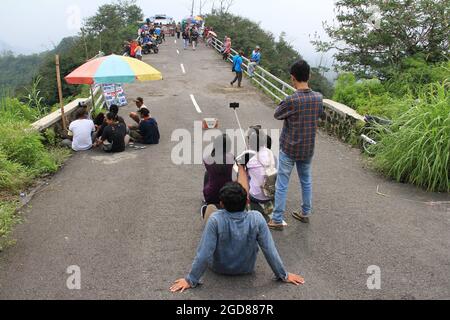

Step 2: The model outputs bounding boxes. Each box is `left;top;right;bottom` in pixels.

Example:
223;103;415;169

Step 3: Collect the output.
143;42;159;54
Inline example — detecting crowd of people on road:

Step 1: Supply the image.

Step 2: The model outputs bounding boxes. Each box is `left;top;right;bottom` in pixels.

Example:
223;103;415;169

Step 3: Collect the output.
62;97;160;154
62;22;323;293
171;60;325;293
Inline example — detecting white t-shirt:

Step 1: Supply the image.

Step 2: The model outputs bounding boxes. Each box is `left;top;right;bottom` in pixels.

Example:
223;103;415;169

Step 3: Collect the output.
247;148;277;201
69;119;95;151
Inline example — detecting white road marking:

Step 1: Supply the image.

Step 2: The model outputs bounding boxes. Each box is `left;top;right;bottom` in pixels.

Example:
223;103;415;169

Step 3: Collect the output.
177;49;180;55
190;94;202;114
174;39;177;44
180;63;186;74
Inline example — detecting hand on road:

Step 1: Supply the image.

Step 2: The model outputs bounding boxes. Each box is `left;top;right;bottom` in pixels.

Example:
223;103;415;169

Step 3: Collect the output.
285;273;305;286
170;279;192;293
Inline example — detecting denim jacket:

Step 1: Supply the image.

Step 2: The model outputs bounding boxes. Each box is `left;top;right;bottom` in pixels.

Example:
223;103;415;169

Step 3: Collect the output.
186;210;288;287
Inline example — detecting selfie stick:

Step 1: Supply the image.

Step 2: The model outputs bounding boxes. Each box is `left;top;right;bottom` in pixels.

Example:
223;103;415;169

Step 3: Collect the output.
231;103;248;149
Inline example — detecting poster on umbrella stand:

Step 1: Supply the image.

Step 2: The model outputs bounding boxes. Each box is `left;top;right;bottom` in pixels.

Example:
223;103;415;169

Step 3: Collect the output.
101;84;128;108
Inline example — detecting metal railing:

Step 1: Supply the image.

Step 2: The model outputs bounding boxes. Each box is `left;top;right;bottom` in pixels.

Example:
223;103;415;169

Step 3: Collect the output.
210;37;296;102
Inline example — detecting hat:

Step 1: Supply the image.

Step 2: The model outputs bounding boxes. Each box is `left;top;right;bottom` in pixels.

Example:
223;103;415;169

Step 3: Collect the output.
134;97;144;104
256;46;261;49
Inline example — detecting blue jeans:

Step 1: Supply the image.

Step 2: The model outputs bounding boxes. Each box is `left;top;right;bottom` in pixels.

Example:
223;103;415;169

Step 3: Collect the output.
272;151;313;224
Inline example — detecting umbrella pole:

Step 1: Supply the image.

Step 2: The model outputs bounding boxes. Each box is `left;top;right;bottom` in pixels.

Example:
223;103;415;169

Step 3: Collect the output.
55;55;67;131
90;85;95;114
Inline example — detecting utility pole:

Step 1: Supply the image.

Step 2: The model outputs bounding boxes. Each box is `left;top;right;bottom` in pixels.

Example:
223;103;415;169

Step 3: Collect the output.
191;0;195;16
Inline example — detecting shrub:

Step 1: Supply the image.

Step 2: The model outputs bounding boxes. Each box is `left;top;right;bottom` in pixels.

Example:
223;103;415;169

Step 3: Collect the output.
0;151;32;193
0;201;19;250
0;122;59;174
372;82;450;192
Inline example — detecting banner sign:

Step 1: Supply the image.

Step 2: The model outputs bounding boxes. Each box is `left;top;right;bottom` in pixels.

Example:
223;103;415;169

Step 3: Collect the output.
97;84;128;108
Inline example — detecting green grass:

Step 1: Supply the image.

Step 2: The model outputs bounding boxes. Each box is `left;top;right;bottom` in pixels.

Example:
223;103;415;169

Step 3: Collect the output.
0;96;72;248
372;82;450;192
0;201;20;251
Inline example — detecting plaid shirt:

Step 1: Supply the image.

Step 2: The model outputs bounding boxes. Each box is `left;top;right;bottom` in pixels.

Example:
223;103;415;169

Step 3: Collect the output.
275;89;324;161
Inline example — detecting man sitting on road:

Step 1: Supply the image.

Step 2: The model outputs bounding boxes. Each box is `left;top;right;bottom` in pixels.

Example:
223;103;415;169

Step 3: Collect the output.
93;112;128;153
62;109;96;152
129;108;160;145
170;182;305;293
129;97;150;125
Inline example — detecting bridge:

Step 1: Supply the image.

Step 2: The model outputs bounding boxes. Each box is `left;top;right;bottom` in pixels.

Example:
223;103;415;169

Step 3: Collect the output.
0;39;449;300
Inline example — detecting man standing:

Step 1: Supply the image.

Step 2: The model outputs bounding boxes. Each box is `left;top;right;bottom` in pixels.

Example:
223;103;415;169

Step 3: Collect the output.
170;182;305;293
248;46;261;77
176;22;181;39
182;27;190;50
268;60;324;230
191;26;199;51
230;51;244;88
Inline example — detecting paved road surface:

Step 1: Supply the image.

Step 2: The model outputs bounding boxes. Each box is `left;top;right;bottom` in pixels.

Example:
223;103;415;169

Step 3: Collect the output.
0;39;449;300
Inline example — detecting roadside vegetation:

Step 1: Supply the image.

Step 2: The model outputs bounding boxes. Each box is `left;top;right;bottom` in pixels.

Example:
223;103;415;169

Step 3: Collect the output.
314;0;449;192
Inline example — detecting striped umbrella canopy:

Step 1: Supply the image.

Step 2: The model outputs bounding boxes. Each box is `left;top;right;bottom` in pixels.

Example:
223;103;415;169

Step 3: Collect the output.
65;54;163;85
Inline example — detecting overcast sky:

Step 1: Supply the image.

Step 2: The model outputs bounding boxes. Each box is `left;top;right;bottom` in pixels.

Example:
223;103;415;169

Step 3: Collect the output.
0;0;336;65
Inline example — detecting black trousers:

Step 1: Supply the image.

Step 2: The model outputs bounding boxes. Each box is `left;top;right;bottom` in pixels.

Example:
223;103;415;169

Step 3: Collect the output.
231;71;243;87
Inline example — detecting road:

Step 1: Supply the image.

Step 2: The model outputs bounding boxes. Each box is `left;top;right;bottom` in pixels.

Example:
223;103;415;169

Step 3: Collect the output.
0;39;449;300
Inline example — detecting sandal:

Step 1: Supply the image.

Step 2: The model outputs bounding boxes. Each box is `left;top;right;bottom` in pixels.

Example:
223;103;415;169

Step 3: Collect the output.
292;211;310;224
268;220;285;231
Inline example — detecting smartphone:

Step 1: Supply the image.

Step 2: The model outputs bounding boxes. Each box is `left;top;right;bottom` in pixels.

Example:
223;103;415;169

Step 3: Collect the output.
230;102;240;109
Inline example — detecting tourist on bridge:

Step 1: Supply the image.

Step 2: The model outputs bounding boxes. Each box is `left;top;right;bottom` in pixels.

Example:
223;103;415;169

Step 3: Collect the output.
268;60;324;230
93;112;128;153
201;134;235;217
222;37;231;60
230;50;244;88
248;46;261;77
129;97;150;125
182;27;190;50
170;182;305;293
176;22;181;39
129;108;160;145
191;26;200;51
61;109;96;152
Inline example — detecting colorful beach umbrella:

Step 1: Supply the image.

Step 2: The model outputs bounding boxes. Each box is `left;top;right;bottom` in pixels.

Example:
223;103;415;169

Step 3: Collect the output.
65;54;163;85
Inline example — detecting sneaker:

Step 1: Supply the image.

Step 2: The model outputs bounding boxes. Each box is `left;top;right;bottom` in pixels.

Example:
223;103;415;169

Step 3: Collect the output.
292;211;310;224
200;205;207;220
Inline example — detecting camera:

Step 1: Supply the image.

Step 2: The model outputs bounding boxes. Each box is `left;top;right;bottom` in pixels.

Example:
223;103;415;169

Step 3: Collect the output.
230;102;240;109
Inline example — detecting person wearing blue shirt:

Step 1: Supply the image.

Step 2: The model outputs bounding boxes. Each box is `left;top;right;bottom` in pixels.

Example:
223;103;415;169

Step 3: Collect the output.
248;46;261;77
231;51;244;88
170;182;305;293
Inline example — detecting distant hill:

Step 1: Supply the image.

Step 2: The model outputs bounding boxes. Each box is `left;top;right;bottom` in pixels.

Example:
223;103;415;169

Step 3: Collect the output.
0;51;47;94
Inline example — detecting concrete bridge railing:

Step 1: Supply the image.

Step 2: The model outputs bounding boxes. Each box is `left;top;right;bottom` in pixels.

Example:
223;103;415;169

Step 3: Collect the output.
31;85;105;134
210;37;366;142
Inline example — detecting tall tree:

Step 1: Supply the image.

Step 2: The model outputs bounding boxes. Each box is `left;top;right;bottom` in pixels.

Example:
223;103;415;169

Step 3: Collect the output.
313;0;450;78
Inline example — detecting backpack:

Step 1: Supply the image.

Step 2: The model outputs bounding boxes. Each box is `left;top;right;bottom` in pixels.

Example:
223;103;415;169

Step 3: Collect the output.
260;150;277;200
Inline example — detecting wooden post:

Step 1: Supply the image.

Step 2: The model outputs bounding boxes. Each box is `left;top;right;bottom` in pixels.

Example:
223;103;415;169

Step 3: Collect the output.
55;55;67;131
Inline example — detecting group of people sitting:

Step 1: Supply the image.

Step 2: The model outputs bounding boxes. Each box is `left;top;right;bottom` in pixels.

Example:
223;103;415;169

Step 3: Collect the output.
171;129;305;293
62;97;160;153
